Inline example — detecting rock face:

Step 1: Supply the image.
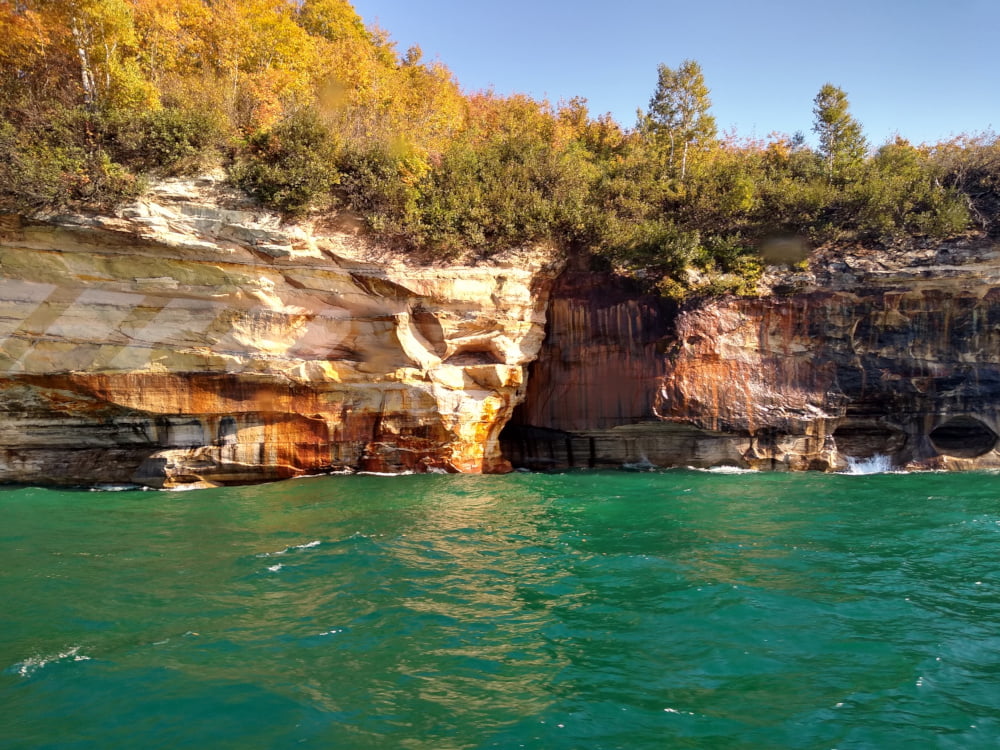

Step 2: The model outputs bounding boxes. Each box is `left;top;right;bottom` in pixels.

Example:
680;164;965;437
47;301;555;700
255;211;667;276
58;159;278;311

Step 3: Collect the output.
0;177;558;488
506;241;1000;472
4;175;1000;486
502;269;698;469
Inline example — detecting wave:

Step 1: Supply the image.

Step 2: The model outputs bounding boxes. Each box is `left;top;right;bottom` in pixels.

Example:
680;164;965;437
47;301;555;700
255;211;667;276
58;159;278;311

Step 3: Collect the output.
842;454;897;475
256;540;322;558
688;465;756;474
8;646;91;678
622;458;658;471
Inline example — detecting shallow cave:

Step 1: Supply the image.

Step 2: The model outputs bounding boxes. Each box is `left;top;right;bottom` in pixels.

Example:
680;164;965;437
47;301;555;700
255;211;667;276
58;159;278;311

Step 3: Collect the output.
832;423;907;459
929;417;998;458
444;346;503;366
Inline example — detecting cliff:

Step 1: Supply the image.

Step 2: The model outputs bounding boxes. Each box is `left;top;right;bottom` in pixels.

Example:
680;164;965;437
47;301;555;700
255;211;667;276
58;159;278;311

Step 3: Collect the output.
3;176;999;487
506;240;1000;472
0;176;559;488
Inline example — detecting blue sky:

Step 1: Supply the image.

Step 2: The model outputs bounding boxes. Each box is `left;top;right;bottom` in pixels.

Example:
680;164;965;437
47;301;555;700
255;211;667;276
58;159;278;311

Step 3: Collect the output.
351;0;998;147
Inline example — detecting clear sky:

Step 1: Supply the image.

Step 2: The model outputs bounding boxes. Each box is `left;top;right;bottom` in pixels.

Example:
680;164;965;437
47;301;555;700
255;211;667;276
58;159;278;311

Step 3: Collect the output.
351;0;998;147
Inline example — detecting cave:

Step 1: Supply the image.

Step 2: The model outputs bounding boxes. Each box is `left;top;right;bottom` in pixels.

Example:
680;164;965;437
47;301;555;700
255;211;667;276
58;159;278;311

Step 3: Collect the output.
217;416;238;446
832;422;907;459
929;417;998;458
444;346;504;366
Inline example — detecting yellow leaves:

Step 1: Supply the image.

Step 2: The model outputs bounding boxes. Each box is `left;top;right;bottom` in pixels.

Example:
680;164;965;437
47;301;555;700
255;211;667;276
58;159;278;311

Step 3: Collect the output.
206;0;316;79
197;0;317;129
0;1;50;69
462;92;560;152
298;0;368;43
764;137;791;166
4;0;472;153
130;0;210;80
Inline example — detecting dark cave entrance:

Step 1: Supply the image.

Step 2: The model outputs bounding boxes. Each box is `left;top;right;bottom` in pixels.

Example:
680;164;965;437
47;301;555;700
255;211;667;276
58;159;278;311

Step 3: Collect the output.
832;422;907;458
929;417;998;458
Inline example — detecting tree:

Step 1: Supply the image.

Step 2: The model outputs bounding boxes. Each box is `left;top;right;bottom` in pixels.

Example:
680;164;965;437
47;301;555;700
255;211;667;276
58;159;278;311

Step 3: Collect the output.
297;0;368;42
812;83;867;183
643;59;716;179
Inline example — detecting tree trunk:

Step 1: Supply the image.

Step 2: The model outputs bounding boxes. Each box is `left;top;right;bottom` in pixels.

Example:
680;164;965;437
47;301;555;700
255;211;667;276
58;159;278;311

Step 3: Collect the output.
71;18;97;106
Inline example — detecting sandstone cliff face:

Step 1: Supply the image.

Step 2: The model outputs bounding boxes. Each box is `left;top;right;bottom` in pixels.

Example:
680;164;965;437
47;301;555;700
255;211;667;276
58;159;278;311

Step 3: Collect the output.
502;270;692;469
506;241;1000;472
0;177;558;488
4;176;998;485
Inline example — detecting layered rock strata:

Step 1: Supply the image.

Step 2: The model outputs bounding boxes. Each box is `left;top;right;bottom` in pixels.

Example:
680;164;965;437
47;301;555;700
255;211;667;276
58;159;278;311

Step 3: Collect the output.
0;177;558;488
4;175;999;485
505;241;1000;471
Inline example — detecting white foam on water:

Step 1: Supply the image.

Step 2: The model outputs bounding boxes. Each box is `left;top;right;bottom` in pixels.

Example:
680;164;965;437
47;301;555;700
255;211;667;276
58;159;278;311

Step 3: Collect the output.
691;465;755;474
257;540;321;557
267;564;283;572
622;457;657;471
843;454;896;475
159;483;213;492
9;646;91;677
357;471;415;477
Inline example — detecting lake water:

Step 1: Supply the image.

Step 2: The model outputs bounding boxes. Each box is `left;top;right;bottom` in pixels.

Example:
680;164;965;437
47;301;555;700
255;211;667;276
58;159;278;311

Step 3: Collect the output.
3;470;1000;748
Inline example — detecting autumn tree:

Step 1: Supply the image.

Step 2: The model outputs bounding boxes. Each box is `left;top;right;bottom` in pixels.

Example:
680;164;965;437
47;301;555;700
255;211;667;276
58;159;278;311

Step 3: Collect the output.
0;1;51;96
0;0;986;283
642;59;716;179
812;83;867;183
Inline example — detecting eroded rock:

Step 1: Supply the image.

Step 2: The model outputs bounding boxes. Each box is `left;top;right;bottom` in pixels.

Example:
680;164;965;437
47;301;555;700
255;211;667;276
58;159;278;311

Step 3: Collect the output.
0;177;560;487
506;240;1000;472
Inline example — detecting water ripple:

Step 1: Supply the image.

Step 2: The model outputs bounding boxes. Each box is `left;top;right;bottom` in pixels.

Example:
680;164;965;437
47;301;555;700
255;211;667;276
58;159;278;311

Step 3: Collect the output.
3;472;1000;748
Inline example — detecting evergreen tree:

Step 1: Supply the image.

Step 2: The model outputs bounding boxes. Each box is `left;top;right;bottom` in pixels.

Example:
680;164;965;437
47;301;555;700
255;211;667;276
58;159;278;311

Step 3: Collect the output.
644;59;716;179
812;83;867;183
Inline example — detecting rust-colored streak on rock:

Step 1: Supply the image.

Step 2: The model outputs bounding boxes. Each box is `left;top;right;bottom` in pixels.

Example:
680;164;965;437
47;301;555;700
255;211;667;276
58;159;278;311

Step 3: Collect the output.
0;179;560;487
510;271;677;432
507;240;1000;472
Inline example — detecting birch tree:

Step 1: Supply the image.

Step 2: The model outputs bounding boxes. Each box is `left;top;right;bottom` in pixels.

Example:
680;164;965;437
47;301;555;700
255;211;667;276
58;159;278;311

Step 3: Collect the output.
643;59;716;179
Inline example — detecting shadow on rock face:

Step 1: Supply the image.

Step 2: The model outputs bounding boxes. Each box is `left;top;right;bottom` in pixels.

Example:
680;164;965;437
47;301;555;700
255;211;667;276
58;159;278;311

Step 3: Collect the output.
929;417;998;458
832;421;908;460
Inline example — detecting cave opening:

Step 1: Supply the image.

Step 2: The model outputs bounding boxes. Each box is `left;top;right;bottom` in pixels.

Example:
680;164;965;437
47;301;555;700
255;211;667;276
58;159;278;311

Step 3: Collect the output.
832;423;907;458
929;417;998;458
218;416;238;446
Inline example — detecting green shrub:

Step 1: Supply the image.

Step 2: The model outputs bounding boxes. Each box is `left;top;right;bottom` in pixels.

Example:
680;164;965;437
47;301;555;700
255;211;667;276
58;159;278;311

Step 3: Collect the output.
335;145;420;242
105;106;223;175
230;110;340;216
0;109;142;210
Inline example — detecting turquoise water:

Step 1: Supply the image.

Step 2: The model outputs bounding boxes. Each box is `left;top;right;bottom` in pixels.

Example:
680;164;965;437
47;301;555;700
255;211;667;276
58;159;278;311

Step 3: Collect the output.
3;471;1000;749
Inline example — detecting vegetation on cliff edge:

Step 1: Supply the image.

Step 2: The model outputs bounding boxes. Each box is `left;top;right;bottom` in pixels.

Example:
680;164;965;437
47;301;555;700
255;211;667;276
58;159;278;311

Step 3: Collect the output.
1;0;998;297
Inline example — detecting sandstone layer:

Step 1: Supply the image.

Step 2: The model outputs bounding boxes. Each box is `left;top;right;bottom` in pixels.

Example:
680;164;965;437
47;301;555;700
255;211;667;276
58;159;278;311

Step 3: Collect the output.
0;177;558;488
505;241;1000;472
